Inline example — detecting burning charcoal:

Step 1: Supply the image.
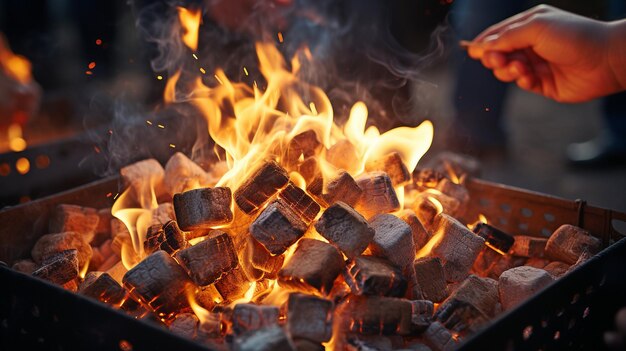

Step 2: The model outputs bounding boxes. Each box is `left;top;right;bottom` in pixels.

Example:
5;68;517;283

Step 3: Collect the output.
365;152;411;187
278;239;344;294
566;250;594;275
250;200;307;255
483;253;527;280
545;224;602;264
355;172;400;219
410;300;434;332
174;230;237;286
287;293;334;342
164;152;211;196
510;236;548;258
152;202;175;225
63;280;79;292
120;158;165;189
232;303;280;336
543;261;570;278
405;342;433;351
215;265;251;302
106;261;128;284
524;257;550;269
297;157;320;184
284;130;322;166
431;214;485;282
399;209;431;251
413;257;448;303
173;187;233;231
472;223;514;254
245;236;285;275
423;322;457;351
195;285;221;311
234;160;289;214
412;168;446;190
435;275;498;333
233;325;295;351
344;256;407;297
369;214;415;269
499;266;554;310
412;194;444;232
32;249;79;285
11;259;37;274
346;335;393;351
293;339;324;351
326;140;359;172
96;208;113;237
308;171;363;207
435;179;469;206
315;202;375;257
49;204;100;243
423;152;481;179
169;313;200;339
340;295;413;335
122;250;192;315
79;271;125;305
279;182;320;224
144;220;187;255
31;231;93;269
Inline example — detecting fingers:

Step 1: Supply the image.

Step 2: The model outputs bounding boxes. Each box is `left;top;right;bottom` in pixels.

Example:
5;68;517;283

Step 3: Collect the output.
473;4;551;42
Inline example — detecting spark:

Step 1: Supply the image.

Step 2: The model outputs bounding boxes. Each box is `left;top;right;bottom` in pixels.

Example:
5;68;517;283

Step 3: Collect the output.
158;124;165;129
88;62;96;69
113;193;120;200
215;74;224;85
106;192;113;198
156;75;163;80
277;32;284;43
169;144;176;148
85;70;93;75
146;120;153;125
192;53;198;60
200;67;206;74
95;39;102;45
243;67;249;76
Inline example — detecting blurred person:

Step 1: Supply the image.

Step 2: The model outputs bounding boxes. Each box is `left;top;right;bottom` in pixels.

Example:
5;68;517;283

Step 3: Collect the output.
451;1;626;167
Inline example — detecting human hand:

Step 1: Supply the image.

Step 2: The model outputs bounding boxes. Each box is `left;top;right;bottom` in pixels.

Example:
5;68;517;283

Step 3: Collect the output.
464;4;626;103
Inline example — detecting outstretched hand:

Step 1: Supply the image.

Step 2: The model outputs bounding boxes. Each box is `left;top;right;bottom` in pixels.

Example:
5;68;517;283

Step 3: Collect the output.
465;5;626;103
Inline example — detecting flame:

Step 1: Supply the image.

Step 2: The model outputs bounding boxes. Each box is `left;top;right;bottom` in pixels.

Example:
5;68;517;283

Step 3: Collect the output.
0;35;32;84
164;70;181;104
177;7;202;52
415;199;443;259
186;285;213;325
427;196;444;216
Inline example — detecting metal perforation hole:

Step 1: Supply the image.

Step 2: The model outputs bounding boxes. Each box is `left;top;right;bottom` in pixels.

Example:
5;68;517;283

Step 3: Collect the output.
519;223;529;232
500;203;512;212
541;228;551;237
499;218;508;225
479;198;490;207
553;331;560;340
571;293;580;304
523;325;533;340
544;213;555;222
612;219;626;235
119;340;133;351
31;305;40;318
521;208;533;217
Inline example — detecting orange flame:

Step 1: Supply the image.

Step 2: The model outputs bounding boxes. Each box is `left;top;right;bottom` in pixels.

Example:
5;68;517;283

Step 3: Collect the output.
0;35;32;84
177;7;202;52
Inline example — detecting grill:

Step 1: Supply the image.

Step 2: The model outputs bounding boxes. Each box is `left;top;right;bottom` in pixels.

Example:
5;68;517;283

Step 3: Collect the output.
0;176;624;350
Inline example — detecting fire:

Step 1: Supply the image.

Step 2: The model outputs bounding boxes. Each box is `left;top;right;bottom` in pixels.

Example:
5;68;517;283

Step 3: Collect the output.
8;123;27;152
0;35;32;84
177;7;202;52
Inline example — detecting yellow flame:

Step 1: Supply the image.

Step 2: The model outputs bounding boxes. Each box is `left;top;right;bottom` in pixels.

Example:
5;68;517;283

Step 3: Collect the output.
177;7;201;51
427;196;444;216
187;285;213;325
164;70;181;104
479;213;488;224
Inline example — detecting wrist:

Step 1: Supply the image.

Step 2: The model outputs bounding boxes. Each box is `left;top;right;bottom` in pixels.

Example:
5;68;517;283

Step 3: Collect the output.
607;19;626;92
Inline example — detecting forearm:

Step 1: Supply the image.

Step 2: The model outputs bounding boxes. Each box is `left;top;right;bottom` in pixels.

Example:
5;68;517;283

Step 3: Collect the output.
608;19;626;92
